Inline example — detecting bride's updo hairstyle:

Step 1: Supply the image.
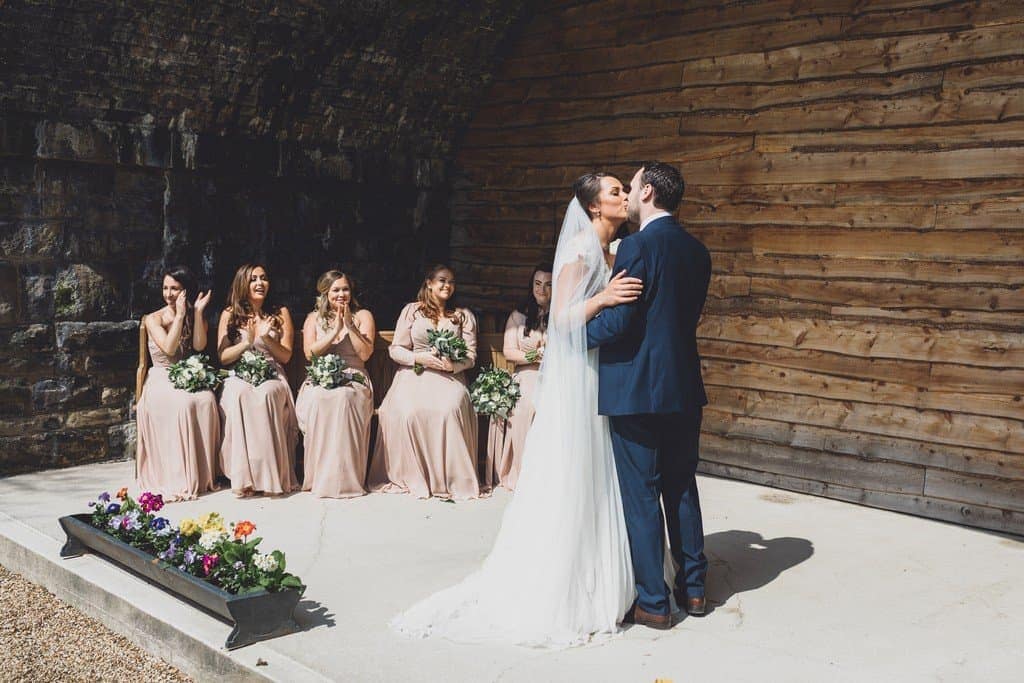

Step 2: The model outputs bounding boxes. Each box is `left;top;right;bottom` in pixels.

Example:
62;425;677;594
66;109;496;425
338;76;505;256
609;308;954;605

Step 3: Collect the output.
572;172;615;219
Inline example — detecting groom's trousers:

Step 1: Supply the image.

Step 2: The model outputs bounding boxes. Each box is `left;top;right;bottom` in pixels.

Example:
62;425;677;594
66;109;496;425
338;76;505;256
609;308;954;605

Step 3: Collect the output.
609;409;707;616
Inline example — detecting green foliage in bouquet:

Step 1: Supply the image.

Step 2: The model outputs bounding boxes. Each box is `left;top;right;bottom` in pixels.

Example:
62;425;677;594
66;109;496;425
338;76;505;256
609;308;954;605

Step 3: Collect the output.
306;353;367;389
469;367;522;420
234;349;275;386
168;354;227;392
414;328;470;375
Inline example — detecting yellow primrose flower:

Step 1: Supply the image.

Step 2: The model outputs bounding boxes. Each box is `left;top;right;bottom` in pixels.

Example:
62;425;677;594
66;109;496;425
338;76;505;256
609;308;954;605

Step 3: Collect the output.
197;512;226;532
179;518;200;536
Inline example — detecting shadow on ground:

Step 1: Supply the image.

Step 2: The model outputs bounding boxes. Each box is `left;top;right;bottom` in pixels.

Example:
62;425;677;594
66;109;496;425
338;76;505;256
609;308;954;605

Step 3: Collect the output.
295;598;336;631
703;530;814;609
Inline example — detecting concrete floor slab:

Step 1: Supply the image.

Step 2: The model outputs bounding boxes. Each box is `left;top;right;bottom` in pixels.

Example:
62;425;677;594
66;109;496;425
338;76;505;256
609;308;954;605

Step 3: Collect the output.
1;460;1021;682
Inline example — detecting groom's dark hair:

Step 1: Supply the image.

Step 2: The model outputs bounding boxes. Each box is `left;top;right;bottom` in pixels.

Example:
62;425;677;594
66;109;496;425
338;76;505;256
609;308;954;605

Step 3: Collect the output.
639;161;685;212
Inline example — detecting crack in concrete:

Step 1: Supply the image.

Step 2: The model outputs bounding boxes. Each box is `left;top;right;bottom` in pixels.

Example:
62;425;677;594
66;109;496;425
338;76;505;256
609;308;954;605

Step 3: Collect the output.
299;505;329;576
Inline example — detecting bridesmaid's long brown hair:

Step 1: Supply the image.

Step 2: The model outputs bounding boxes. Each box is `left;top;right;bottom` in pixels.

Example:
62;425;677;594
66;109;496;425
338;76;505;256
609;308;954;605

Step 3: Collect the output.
416;264;463;325
163;265;197;354
314;269;361;330
224;263;282;342
518;262;552;337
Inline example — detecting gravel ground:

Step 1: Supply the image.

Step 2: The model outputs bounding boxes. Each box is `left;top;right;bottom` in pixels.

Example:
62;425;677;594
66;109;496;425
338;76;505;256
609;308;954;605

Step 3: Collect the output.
0;563;191;682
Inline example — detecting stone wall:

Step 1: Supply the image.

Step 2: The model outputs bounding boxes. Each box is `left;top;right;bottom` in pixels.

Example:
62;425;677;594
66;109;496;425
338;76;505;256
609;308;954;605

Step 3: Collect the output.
0;0;527;474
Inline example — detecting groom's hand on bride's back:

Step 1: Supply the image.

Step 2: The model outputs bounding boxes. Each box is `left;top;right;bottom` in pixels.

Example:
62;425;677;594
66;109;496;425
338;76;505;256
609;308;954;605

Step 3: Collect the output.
600;269;643;308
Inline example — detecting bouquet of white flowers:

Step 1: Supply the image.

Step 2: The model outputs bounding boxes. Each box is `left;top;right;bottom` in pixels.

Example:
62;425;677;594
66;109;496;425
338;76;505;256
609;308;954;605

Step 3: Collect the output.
167;354;227;392
469;367;522;420
306;353;367;389
414;328;470;375
234;350;275;386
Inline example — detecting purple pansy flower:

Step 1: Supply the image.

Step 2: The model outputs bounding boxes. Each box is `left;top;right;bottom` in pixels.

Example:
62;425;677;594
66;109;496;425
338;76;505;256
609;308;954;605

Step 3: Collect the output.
98;492;111;503
105;503;121;514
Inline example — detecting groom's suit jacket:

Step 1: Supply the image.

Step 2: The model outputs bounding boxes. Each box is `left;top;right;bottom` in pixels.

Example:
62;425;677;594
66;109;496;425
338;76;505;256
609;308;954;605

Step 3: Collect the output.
586;215;711;417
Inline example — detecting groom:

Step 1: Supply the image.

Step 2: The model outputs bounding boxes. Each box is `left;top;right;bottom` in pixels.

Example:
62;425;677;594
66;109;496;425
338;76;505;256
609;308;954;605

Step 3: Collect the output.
587;161;711;629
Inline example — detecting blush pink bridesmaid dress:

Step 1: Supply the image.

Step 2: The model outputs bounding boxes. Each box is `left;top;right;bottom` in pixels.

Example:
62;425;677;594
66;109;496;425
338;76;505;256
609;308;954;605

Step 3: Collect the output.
368;303;480;500
295;321;374;498
136;337;221;501
486;310;544;492
218;329;299;495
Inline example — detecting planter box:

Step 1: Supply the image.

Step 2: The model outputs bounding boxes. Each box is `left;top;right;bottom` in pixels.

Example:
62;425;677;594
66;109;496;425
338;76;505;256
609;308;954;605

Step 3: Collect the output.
59;514;301;649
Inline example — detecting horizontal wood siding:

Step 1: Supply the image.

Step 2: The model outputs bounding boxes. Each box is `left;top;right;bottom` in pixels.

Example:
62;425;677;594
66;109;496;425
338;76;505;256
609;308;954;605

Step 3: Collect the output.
452;0;1024;534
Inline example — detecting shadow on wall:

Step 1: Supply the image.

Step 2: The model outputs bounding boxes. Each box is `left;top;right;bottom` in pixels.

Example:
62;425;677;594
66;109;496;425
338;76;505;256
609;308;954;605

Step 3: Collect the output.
703;530;814;608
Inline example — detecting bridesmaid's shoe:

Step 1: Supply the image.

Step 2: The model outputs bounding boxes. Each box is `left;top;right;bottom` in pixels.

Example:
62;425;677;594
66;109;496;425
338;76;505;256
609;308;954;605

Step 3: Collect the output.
622;604;672;630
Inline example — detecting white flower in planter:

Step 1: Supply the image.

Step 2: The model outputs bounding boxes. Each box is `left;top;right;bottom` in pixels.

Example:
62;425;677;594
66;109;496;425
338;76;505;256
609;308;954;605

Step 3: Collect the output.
254;552;279;572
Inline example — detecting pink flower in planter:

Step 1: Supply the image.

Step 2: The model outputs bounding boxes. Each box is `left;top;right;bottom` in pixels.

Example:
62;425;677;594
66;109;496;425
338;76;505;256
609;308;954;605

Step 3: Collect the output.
201;553;219;576
138;492;164;514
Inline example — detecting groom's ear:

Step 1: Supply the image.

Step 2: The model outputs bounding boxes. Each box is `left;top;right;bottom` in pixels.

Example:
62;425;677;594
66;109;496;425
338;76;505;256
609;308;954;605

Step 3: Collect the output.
640;183;655;203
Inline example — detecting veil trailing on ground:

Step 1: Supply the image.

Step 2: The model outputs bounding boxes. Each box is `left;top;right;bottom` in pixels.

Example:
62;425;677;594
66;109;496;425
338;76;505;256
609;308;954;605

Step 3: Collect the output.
390;197;635;648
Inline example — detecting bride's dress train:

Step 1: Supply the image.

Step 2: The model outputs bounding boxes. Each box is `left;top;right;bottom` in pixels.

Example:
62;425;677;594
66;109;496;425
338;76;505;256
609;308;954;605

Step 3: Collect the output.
391;199;636;648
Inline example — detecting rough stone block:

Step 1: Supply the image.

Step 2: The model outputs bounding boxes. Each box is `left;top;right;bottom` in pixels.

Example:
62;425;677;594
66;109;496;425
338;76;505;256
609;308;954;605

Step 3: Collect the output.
0;379;31;417
35;121;116;164
0;221;64;260
53;264;121;321
65;351;138;377
0;414;61;437
56;321;138;352
0;262;18;323
5;323;53;353
22;273;54;322
108;421;137;459
52;428;110;468
65;406;126;429
0;116;37;157
101;386;131;406
0;433;53;475
28;376;105;411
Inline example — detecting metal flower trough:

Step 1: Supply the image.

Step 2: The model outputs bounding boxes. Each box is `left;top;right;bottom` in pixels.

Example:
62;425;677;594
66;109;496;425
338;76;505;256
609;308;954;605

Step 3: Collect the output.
59;513;301;649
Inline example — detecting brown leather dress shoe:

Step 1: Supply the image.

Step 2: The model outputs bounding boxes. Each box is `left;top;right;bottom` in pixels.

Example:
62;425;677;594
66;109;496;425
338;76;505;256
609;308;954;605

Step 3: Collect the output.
623;604;672;630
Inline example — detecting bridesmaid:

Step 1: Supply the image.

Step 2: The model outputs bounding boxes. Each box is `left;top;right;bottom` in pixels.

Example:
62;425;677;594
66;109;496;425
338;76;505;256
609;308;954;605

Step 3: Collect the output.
136;266;220;501
217;263;299;497
488;262;552;492
295;270;377;498
368;264;480;500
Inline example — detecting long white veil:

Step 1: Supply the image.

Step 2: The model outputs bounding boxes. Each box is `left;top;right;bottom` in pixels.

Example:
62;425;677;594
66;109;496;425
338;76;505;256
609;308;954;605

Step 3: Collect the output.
391;198;634;648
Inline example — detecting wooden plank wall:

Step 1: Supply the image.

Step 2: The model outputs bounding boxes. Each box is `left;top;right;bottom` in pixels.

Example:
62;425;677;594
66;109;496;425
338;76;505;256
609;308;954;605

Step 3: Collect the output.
450;0;1024;535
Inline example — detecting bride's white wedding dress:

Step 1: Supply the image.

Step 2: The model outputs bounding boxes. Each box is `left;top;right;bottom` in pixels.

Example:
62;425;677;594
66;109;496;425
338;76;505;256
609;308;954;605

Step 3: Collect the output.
391;198;636;648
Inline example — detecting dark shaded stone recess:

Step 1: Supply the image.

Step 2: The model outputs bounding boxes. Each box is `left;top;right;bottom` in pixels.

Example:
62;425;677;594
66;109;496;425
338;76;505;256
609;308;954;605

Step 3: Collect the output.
0;0;529;473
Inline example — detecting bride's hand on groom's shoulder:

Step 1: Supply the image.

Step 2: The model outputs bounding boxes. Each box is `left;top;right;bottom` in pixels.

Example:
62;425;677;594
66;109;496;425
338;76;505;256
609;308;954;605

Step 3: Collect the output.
601;270;643;308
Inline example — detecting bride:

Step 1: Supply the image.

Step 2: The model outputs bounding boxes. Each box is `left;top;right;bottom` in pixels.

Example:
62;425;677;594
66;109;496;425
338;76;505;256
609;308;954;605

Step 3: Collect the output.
392;173;648;647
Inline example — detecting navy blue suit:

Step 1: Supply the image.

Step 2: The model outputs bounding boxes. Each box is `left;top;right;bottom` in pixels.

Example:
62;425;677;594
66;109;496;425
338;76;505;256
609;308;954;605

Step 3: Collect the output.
587;215;711;616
